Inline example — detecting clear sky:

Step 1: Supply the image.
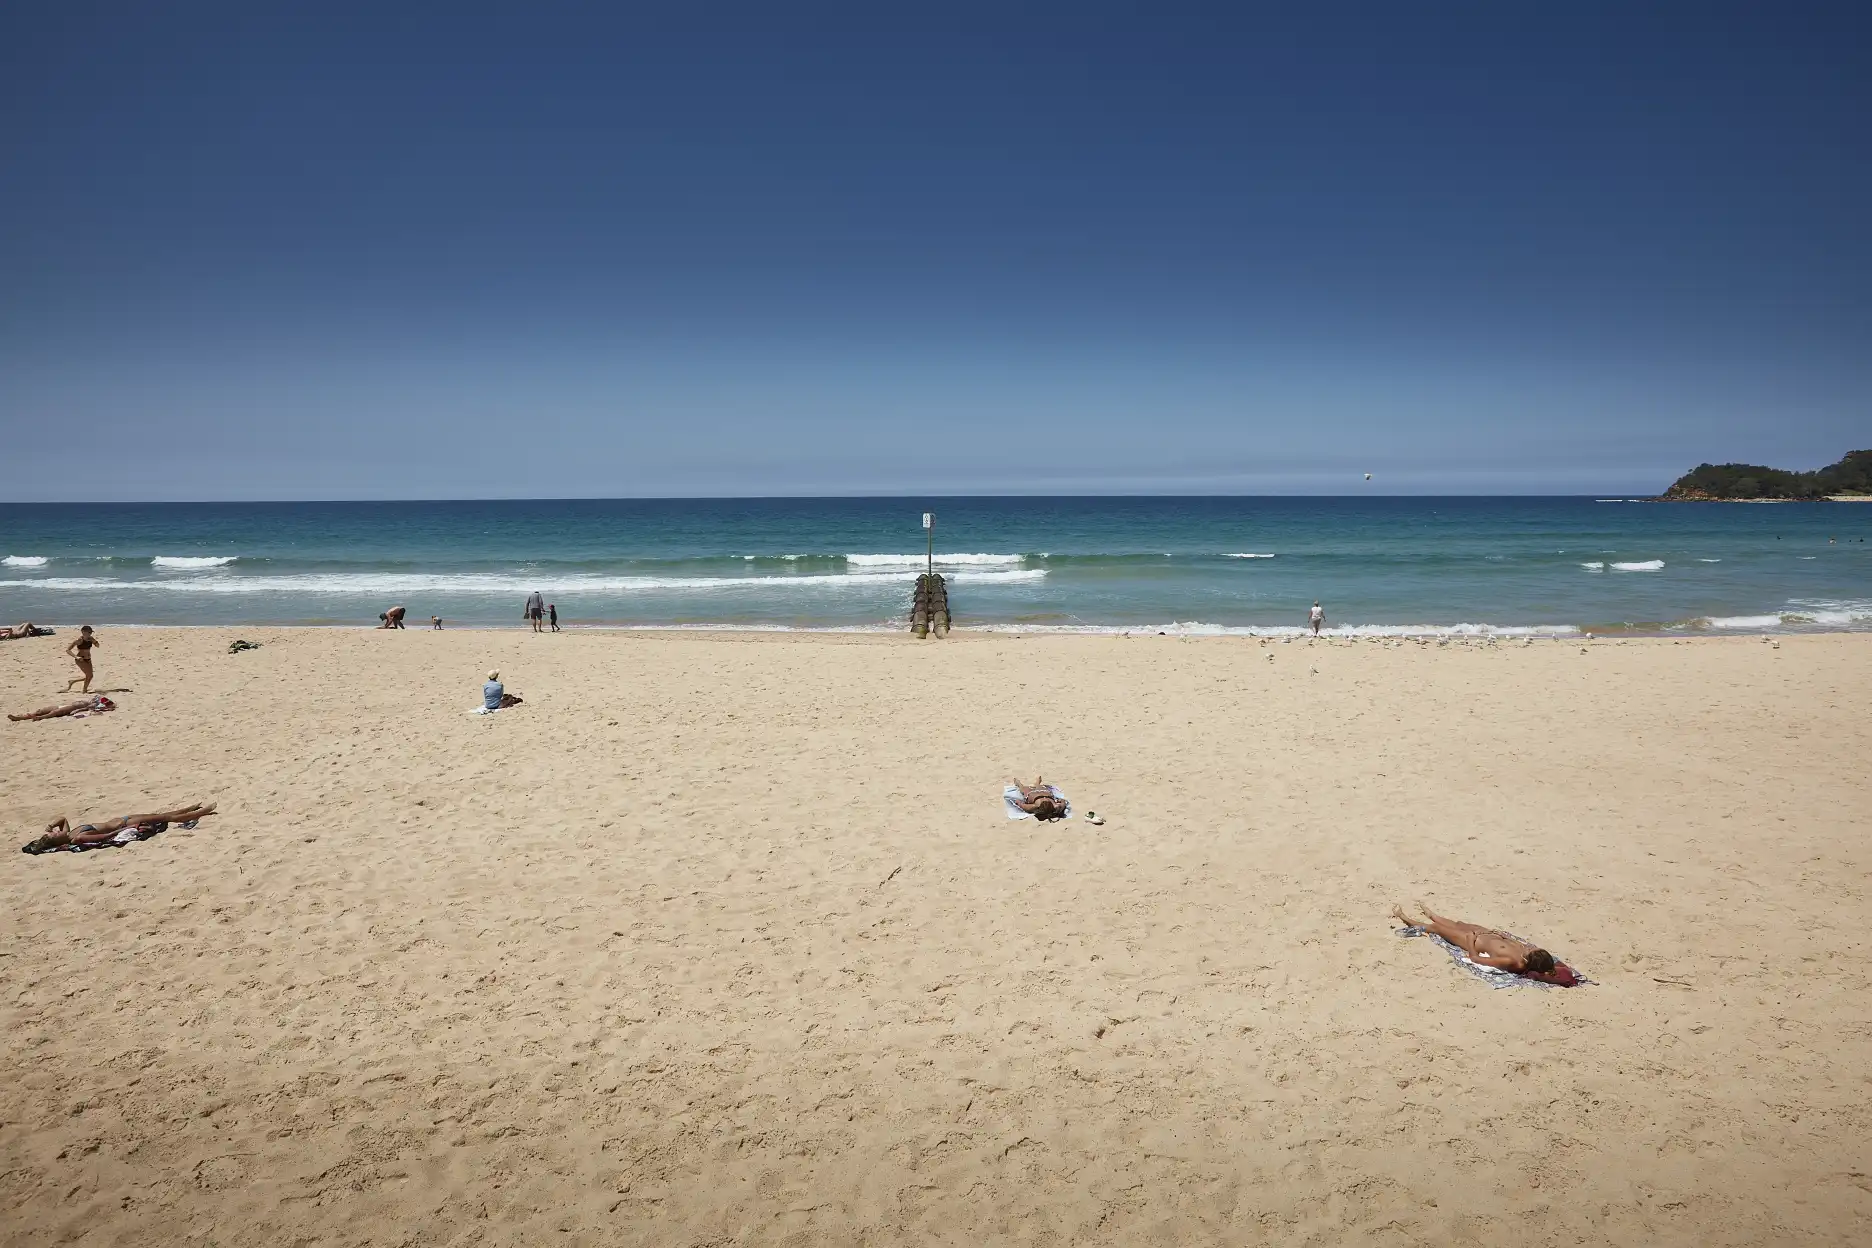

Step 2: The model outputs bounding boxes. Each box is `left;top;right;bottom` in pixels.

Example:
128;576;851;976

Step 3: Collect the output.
2;3;1867;499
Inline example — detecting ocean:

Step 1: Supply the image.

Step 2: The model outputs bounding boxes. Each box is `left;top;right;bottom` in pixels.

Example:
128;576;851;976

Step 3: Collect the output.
2;497;1869;635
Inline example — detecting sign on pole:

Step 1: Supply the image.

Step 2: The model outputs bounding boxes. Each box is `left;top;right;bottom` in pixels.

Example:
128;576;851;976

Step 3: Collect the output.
922;513;932;529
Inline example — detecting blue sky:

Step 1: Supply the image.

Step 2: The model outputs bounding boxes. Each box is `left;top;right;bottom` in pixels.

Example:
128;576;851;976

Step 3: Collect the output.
2;3;1867;499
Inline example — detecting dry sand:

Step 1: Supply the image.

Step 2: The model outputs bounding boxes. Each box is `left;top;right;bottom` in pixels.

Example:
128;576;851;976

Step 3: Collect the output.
3;627;1870;1246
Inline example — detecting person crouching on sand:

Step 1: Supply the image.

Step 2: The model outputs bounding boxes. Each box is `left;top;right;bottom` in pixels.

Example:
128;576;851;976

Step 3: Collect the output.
378;606;407;629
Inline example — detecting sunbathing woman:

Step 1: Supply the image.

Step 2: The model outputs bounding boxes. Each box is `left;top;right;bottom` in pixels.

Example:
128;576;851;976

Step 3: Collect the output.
1391;902;1555;975
1;621;43;640
9;694;114;721
1010;776;1069;821
22;802;216;854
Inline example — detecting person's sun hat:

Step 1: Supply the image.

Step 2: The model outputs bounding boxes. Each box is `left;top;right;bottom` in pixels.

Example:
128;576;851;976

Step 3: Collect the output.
487;670;499;680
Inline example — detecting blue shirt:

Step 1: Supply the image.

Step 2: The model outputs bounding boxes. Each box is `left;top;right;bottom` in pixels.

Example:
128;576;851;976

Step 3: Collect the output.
483;680;504;710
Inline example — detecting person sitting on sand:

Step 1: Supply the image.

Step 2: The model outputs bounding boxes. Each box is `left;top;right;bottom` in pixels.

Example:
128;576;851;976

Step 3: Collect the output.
482;670;523;710
22;802;216;854
1391;902;1556;975
1009;777;1069;821
9;694;114;721
378;606;407;629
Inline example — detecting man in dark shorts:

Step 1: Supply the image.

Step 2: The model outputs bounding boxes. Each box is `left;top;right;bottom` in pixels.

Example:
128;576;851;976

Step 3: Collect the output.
525;590;545;632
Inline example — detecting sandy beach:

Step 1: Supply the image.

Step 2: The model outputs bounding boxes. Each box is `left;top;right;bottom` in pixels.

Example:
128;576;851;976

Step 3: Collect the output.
3;627;1869;1246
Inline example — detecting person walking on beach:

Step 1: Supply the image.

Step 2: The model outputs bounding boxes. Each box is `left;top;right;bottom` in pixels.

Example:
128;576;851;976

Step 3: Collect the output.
525;591;545;632
1308;602;1325;637
548;603;560;632
64;625;99;692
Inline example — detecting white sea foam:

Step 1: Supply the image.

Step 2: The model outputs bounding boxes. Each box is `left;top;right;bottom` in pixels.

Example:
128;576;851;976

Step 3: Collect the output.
1697;558;1722;562
2;555;48;567
0;568;1048;595
1703;614;1784;629
151;556;239;568
1223;553;1276;559
1580;561;1604;571
845;553;1025;567
1611;560;1664;571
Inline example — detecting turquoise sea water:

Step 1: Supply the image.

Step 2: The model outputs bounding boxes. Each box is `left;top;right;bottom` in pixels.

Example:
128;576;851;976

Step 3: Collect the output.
2;498;1869;634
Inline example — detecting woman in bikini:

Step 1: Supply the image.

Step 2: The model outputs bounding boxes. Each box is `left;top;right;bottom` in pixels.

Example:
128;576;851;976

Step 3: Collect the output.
9;694;114;721
1009;777;1069;821
64;625;99;693
22;802;216;854
1391;902;1556;975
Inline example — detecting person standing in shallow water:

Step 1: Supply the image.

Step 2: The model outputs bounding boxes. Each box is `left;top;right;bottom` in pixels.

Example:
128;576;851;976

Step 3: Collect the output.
64;625;99;692
1308;601;1325;637
524;590;545;632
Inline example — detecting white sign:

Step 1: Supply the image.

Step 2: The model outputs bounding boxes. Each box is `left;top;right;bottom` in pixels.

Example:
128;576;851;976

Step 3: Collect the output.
922;512;932;529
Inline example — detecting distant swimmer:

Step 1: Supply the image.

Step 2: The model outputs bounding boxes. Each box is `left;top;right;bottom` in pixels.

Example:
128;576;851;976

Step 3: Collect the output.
1308;601;1325;637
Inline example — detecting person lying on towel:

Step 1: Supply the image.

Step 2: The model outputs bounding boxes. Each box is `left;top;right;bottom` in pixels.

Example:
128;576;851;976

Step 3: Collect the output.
1009;777;1069;821
22;802;216;854
9;694;114;721
1392;902;1556;976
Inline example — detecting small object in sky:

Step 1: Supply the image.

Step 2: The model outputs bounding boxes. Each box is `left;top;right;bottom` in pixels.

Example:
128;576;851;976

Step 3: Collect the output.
1364;473;1373;481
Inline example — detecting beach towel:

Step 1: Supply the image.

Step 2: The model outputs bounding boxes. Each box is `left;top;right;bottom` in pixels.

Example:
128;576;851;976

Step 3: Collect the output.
70;695;115;719
1004;785;1071;820
1397;925;1587;989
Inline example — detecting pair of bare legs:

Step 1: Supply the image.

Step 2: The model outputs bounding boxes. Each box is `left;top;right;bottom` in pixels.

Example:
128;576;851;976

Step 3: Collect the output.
1;622;40;640
28;802;217;852
9;696;107;721
1010;776;1068;820
1392;902;1552;974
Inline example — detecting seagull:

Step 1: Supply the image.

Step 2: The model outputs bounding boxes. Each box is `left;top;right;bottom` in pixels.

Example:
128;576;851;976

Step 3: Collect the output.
1364;473;1373;481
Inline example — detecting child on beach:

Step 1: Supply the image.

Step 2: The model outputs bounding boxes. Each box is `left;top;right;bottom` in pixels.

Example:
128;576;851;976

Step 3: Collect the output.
549;603;559;632
64;626;98;692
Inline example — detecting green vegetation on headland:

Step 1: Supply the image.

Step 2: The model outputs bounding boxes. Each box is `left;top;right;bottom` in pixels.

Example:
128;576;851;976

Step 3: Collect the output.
1659;450;1872;500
